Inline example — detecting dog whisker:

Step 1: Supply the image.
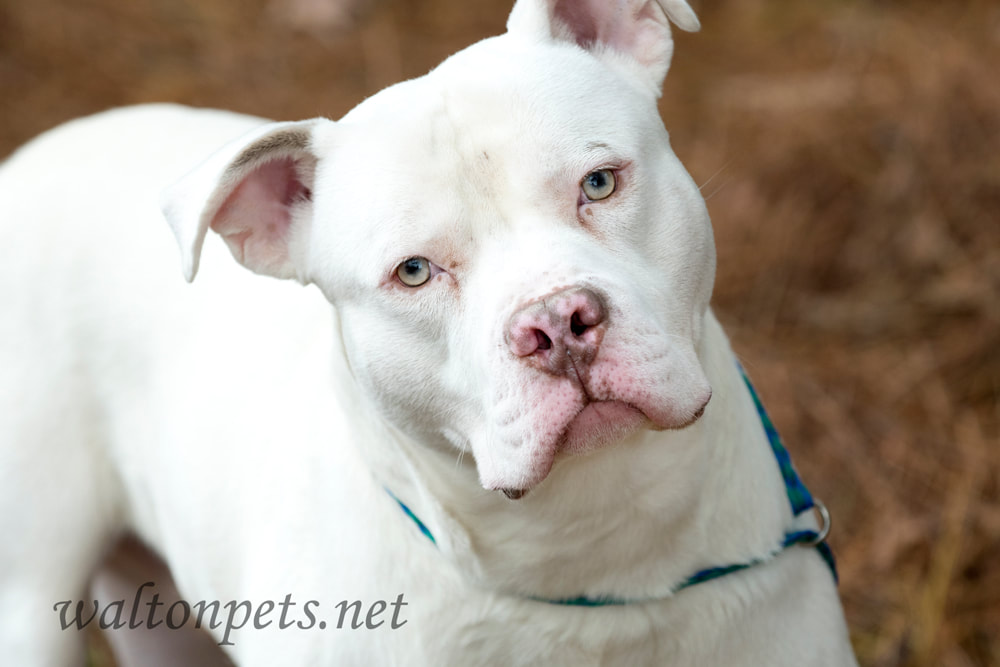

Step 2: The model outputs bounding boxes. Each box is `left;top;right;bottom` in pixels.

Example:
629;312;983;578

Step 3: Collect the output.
698;159;733;192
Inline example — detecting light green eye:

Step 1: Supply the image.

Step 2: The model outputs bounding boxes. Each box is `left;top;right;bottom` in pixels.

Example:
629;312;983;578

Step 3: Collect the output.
581;169;616;201
396;257;432;287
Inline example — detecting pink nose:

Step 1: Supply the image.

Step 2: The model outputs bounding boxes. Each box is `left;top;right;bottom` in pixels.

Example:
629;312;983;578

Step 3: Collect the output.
506;287;607;374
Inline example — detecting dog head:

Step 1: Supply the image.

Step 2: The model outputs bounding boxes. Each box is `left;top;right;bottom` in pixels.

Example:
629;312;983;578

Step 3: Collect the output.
162;0;714;497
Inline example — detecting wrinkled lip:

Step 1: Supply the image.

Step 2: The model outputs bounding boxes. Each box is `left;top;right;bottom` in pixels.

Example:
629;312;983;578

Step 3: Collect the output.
560;400;650;454
494;388;712;501
497;400;650;501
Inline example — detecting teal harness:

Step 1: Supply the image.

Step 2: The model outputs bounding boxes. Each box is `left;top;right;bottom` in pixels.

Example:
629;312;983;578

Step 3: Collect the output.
385;365;837;606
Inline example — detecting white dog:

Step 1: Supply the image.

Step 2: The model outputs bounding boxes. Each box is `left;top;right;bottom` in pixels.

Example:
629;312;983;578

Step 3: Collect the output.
0;0;858;664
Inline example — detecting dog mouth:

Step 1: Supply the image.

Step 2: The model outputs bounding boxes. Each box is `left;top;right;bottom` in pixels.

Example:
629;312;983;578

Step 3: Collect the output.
488;348;713;501
498;399;659;501
559;400;650;454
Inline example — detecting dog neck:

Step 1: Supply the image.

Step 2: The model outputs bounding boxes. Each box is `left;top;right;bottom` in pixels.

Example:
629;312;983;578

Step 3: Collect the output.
341;311;796;602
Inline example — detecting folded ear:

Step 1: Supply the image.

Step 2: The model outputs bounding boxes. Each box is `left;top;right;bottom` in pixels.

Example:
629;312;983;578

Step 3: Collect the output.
506;0;700;94
160;118;331;282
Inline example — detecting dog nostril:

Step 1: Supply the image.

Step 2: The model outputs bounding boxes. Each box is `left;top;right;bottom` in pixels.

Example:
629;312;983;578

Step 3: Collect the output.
535;329;552;350
570;313;588;337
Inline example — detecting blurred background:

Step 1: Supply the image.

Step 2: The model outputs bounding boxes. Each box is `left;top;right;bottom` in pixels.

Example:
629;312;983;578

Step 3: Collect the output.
1;0;997;665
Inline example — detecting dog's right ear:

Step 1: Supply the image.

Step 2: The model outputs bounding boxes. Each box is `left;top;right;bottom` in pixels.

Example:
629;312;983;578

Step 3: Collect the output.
506;0;700;95
160;118;332;283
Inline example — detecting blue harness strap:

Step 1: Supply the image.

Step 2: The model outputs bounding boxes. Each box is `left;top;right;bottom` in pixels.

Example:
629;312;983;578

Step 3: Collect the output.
738;365;814;516
386;362;837;606
385;487;437;546
738;364;838;583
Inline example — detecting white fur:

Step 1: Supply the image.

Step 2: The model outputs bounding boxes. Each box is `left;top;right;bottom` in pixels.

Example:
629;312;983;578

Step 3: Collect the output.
0;1;857;664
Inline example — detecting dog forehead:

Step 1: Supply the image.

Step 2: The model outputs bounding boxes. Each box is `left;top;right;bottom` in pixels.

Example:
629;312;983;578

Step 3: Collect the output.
435;36;655;149
343;35;652;162
310;35;667;287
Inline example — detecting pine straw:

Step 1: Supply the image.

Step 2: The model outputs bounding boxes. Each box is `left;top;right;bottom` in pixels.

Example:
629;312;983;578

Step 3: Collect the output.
1;0;997;665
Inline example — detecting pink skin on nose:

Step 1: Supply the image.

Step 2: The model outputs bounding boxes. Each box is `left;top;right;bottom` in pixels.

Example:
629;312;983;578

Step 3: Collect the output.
505;287;606;375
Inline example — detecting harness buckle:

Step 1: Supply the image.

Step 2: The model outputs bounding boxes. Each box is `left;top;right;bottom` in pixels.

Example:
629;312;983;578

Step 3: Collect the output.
801;498;832;546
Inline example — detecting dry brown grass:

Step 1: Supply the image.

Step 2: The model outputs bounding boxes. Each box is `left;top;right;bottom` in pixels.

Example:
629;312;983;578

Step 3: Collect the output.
1;0;997;665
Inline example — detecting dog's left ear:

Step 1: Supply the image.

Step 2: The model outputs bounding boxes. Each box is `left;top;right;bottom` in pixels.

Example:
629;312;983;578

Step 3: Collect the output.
161;118;333;283
507;0;699;95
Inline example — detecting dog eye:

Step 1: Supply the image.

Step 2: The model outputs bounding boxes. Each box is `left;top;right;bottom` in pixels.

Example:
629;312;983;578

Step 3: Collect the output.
396;257;432;287
581;169;616;201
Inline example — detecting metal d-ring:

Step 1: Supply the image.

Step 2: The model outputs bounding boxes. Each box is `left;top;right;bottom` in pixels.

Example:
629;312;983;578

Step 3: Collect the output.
802;498;832;546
